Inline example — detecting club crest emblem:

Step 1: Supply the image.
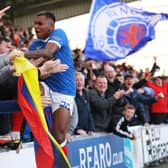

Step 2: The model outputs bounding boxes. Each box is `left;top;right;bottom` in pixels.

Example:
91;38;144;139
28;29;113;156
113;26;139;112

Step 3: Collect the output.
90;2;151;60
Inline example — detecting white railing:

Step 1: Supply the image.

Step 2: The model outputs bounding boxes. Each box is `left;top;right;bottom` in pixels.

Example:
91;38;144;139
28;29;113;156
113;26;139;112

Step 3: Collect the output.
1;125;168;168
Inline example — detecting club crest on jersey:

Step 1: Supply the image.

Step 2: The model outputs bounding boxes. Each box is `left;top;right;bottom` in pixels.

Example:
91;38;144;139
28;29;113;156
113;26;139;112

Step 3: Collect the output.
91;2;150;60
36;46;42;50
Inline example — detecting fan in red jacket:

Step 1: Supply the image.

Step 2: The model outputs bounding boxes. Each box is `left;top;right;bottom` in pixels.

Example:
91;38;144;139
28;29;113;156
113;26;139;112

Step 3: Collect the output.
146;76;168;124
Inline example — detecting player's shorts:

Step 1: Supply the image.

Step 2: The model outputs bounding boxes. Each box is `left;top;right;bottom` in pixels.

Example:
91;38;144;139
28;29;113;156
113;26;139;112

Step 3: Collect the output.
40;82;74;115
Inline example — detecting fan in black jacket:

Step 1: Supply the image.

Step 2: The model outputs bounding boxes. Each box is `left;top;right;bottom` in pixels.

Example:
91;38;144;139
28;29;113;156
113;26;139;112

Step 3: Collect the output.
114;104;136;140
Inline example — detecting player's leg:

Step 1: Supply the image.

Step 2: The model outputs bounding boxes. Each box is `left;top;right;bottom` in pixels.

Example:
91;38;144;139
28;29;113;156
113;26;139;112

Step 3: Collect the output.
52;107;70;155
40;82;74;156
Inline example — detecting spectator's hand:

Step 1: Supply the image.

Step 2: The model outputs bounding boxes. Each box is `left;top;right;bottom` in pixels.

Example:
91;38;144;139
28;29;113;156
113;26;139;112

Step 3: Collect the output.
65;133;72;143
144;122;150;127
153;56;157;62
8;49;24;63
39;59;69;77
30;57;45;66
86;60;96;70
155;92;164;101
128;133;136;140
88;131;95;136
124;88;134;95
41;96;51;108
0;6;11;19
76;129;87;136
21;47;28;53
137;88;145;94
158;92;164;98
113;89;125;99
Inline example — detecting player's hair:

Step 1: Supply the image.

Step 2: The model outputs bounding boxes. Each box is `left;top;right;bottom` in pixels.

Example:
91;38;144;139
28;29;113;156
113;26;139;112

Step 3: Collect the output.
36;11;56;23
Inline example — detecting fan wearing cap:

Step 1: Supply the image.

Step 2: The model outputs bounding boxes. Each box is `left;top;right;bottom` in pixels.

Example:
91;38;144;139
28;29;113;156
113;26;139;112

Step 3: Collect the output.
123;74;163;126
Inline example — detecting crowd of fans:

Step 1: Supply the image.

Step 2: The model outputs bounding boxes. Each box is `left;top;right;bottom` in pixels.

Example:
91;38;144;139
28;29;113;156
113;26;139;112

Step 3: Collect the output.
0;18;33;50
0;8;168;149
69;49;168;140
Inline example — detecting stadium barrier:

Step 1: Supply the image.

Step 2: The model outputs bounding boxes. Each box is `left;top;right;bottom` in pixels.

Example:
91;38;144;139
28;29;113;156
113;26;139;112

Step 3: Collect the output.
0;100;168;168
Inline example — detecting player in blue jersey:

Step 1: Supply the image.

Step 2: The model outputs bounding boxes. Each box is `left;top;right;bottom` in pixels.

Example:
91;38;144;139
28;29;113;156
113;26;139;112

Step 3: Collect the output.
24;11;76;155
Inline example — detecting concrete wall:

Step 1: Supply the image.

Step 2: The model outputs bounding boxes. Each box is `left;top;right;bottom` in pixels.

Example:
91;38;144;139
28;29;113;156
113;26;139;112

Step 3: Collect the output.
14;1;91;28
